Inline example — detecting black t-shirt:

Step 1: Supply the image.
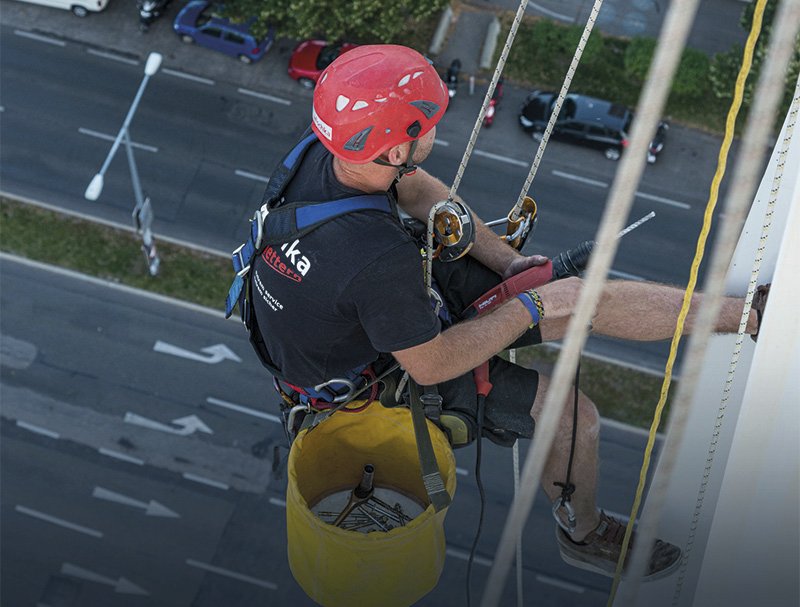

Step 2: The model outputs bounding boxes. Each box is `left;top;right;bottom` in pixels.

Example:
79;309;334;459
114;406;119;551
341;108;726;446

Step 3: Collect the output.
250;140;440;387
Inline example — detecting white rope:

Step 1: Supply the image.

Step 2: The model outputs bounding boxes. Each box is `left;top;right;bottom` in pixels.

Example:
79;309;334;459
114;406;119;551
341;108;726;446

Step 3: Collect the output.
511;0;605;219
479;0;705;603
619;1;800;602
670;78;800;607
447;0;532;203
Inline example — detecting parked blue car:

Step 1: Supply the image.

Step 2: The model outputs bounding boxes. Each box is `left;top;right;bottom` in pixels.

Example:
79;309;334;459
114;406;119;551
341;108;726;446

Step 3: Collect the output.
173;1;275;64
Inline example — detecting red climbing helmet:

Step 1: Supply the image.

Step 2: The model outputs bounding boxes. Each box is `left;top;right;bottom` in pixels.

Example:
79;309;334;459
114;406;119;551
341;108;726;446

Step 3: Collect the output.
311;44;449;164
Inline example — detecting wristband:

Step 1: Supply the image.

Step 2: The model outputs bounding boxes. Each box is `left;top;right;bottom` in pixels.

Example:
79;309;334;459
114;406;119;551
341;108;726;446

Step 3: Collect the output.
516;289;544;328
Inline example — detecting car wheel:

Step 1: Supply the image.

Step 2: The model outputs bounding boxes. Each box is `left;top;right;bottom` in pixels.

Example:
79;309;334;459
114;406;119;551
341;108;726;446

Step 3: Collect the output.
532;131;544;142
604;148;621;161
181;35;194;44
297;77;315;89
71;5;89;16
238;54;253;65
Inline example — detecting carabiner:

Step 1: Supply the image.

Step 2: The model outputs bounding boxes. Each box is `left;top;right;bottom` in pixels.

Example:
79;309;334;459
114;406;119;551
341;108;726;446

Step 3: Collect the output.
552;495;577;534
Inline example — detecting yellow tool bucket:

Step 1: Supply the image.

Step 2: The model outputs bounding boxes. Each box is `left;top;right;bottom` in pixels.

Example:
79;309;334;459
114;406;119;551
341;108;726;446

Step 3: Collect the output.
286;402;457;607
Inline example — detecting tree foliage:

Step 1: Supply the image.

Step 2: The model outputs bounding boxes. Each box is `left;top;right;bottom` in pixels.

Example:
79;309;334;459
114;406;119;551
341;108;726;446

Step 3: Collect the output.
709;1;799;118
222;0;447;44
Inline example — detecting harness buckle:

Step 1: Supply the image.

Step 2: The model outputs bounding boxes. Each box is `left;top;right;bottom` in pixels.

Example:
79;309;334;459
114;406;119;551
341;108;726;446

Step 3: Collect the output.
232;243;251;277
313;377;358;404
552;495;577;534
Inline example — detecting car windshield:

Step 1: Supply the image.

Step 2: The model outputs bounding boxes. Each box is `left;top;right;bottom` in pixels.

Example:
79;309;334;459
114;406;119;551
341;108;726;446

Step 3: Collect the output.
317;44;342;70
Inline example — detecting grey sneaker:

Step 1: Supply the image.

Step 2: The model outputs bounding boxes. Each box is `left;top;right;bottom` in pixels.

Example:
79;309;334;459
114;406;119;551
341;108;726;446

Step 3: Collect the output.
556;511;682;580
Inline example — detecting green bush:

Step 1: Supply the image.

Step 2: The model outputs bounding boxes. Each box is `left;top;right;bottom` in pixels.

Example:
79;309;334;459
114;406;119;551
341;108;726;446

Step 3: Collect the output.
673;49;711;99
624;37;656;84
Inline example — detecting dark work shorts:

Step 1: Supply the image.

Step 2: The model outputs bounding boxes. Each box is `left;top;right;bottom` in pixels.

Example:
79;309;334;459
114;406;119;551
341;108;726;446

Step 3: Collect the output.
431;254;542;445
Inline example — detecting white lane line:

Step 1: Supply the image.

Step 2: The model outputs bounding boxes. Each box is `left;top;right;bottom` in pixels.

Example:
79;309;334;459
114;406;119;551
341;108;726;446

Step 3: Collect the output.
186;559;278;590
234;169;270;183
269;497;286;508
78;128;158;153
16;420;60;439
98;448;145;465
446;547;493;567
608;268;645;281
635;191;691;210
237;88;292;106
86;49;138;66
15;505;103;538
552;170;608;188
472;149;528;167
527;2;574;22
205;397;282;423
535;574;586;593
161;68;215;85
456;467;469;477
434;138;450;147
182;473;229;490
13;30;65;46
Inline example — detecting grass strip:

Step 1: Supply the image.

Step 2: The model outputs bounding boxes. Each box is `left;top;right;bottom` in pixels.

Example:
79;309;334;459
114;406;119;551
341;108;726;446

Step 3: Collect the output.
0;194;674;428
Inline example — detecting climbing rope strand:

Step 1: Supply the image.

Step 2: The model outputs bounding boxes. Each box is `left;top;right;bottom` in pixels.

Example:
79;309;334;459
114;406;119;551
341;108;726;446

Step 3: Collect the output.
447;0;531;202
617;2;800;604
606;0;769;602
670;77;798;607
513;0;604;218
479;1;704;604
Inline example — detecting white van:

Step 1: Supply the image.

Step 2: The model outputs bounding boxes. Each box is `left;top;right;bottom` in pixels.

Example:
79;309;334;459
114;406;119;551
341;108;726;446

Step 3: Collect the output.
13;0;110;17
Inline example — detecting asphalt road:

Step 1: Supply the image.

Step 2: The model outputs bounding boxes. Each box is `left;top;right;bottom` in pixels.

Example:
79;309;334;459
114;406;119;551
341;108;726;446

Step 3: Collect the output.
0;254;664;606
0;11;748;372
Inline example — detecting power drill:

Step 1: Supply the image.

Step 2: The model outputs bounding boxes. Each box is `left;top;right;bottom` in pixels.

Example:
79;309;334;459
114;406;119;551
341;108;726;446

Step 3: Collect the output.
462;239;594;319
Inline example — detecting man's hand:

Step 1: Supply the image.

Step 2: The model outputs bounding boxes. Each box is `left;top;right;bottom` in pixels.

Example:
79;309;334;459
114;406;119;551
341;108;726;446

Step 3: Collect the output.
502;255;549;280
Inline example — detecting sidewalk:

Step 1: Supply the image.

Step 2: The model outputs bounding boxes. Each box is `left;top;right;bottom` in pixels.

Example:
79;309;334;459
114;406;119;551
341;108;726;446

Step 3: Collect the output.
432;0;748;85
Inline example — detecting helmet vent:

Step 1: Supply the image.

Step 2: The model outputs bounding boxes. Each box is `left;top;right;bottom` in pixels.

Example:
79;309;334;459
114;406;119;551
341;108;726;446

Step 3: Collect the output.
398;74;411;87
412;71;423;79
352;100;369;111
410;100;441;119
336;95;351;112
344;126;373;152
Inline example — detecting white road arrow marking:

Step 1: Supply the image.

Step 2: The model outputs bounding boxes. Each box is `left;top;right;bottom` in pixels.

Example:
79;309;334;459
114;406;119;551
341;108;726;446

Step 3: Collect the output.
61;563;149;595
153;340;241;364
124;413;213;436
92;487;179;518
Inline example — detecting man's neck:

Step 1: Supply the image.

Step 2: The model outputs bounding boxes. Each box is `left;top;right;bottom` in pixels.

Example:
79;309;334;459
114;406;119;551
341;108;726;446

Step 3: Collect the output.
332;157;396;194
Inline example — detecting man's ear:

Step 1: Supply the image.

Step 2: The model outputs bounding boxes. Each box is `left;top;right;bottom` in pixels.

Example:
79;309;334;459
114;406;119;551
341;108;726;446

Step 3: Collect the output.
385;142;411;166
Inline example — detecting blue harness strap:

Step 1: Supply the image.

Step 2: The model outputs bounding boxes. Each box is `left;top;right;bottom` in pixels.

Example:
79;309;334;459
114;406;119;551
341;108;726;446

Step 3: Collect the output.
225;130;395;321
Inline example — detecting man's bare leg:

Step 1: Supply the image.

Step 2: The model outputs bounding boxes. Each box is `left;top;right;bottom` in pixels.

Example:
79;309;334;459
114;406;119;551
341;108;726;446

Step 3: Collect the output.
532;374;601;541
537;277;758;342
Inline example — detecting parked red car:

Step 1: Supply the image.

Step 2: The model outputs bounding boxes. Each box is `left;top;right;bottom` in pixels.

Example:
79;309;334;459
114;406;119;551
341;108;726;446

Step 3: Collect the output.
287;40;358;88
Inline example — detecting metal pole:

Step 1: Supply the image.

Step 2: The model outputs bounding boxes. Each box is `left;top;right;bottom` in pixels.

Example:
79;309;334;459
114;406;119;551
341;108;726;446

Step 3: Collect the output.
124;129;145;211
96;72;155;181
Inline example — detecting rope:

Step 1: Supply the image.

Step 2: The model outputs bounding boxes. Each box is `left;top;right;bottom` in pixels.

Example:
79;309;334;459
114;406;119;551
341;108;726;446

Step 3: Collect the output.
607;0;769;602
447;0;531;203
480;0;704;602
618;1;800;603
512;0;604;219
671;48;799;607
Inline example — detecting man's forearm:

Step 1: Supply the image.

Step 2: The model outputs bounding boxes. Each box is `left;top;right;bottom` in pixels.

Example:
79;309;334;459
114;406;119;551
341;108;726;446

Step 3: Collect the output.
397;169;522;276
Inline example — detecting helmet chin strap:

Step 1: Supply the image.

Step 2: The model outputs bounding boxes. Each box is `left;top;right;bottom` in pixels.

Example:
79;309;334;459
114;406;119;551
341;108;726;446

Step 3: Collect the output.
373;139;419;178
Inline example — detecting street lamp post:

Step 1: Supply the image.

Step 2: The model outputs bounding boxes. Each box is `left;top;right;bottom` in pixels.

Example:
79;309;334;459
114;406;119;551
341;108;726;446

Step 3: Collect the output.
85;52;163;276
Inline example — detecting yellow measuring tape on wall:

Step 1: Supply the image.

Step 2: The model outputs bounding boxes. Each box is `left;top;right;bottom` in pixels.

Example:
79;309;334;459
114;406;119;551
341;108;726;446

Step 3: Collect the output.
286;402;457;607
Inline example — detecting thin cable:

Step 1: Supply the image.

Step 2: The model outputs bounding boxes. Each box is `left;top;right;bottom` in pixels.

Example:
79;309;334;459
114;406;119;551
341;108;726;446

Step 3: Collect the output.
618;1;800;603
671;76;799;607
605;1;769;602
466;396;487;607
509;350;524;607
480;1;703;603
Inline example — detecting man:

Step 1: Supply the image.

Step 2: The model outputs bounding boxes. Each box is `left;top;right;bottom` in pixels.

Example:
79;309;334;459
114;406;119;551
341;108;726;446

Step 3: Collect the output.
238;45;767;579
